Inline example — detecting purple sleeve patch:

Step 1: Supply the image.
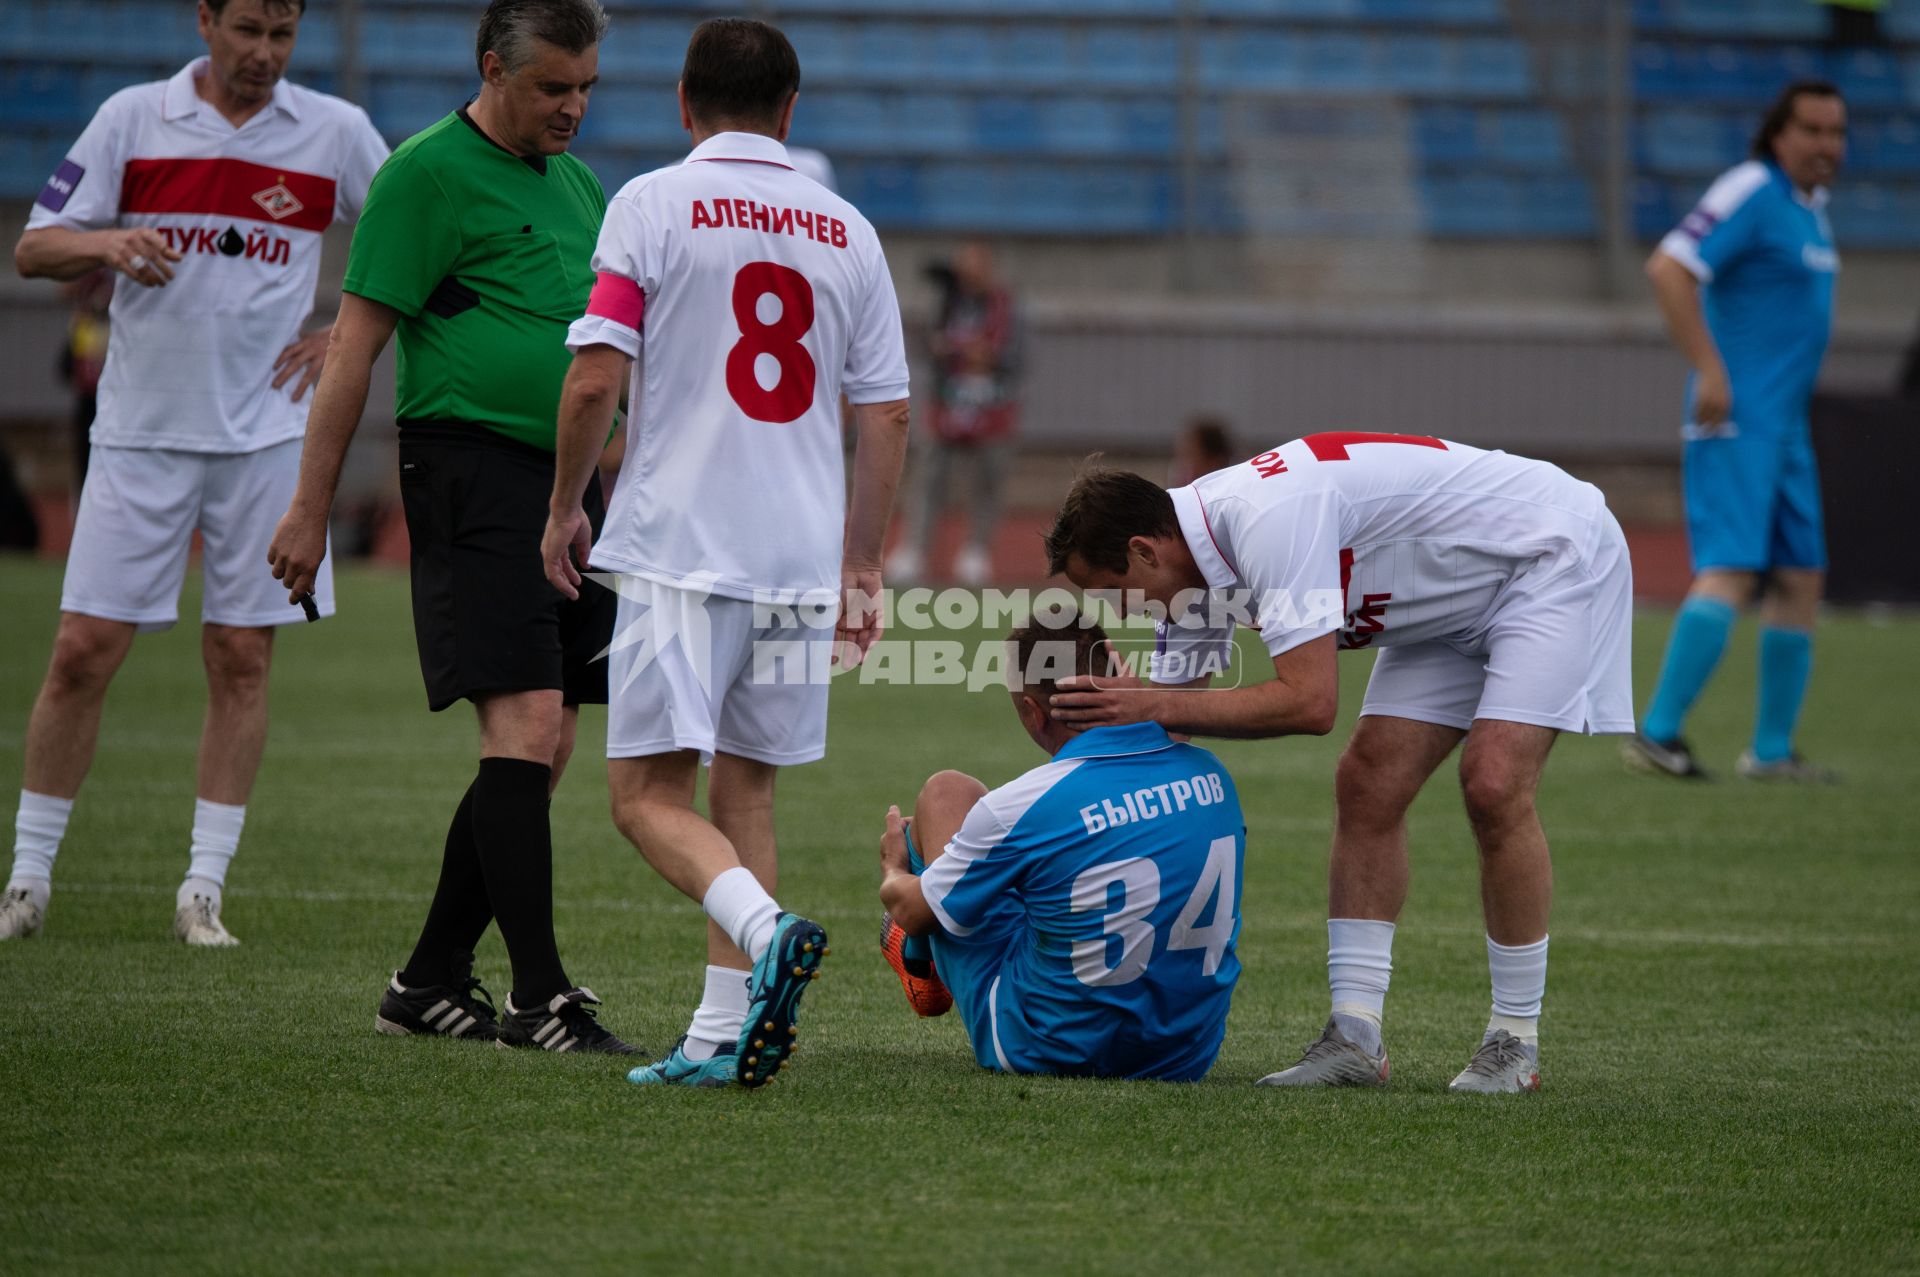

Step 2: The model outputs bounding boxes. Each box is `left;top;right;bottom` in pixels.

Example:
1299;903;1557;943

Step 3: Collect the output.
36;159;85;213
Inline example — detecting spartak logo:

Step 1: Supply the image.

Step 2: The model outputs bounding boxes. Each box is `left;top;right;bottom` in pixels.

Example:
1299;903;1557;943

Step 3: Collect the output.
251;178;304;221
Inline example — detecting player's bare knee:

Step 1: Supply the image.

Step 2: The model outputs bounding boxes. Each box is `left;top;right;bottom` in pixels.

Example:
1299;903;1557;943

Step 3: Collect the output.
1335;748;1415;829
45;619;130;696
917;768;986;816
202;626;273;696
1459;763;1533;836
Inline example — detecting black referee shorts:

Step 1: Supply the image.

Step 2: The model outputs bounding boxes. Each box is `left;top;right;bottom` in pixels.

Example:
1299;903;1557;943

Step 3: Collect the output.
397;421;615;713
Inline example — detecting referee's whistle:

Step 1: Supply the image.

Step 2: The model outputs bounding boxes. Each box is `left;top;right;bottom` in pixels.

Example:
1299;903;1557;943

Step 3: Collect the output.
296;592;319;623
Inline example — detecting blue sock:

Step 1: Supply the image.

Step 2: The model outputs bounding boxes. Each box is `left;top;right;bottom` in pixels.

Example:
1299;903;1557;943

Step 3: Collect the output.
900;821;933;965
1753;626;1813;763
1643;596;1737;743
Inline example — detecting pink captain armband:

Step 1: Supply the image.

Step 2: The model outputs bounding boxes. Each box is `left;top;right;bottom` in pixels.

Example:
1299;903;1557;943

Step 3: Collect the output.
585;271;644;329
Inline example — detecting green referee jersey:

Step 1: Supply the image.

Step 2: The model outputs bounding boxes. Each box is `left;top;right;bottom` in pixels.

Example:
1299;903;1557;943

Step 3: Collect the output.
344;109;606;451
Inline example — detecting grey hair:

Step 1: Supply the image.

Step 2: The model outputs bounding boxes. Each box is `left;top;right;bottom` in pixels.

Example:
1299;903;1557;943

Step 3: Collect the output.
475;0;608;76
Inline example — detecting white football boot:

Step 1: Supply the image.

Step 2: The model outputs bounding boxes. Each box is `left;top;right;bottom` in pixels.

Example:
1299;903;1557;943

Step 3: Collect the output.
1448;1029;1540;1093
173;891;239;947
0;886;45;940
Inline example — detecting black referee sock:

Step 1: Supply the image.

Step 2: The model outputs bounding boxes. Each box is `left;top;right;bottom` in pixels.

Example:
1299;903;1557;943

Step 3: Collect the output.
471;756;571;1008
399;777;492;991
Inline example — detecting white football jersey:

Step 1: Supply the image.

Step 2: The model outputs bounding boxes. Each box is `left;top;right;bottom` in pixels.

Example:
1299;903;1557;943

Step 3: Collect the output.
569;131;910;602
27;59;389;454
1153;433;1613;677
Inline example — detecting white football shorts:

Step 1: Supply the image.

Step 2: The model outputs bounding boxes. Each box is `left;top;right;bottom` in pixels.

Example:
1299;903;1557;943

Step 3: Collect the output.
604;574;835;766
1359;509;1636;736
61;438;333;632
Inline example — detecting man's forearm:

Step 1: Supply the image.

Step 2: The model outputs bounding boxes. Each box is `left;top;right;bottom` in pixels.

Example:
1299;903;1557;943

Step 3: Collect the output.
290;344;374;517
15;228;109;281
845;398;910;565
1147;679;1335;740
551;361;620;513
1648;255;1721;372
880;871;937;936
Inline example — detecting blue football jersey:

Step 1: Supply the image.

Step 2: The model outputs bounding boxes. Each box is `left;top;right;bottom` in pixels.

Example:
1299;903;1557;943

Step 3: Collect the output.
919;723;1246;1082
1660;159;1837;437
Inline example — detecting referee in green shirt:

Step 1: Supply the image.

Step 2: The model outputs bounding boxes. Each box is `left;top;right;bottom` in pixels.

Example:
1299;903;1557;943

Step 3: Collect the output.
270;0;632;1054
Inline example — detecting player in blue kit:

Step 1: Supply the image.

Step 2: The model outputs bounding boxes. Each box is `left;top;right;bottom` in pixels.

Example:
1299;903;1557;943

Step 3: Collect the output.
877;614;1246;1082
1628;80;1847;783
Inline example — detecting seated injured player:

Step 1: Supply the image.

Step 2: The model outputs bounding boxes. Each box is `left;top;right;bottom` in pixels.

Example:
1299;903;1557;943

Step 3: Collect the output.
877;611;1248;1082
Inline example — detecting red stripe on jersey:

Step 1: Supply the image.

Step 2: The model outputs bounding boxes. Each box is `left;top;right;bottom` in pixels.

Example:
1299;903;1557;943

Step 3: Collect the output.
120;157;335;232
585;272;644;329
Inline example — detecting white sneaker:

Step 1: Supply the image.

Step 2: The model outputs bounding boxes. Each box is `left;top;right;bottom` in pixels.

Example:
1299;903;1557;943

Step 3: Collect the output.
173;892;239;947
884;546;923;583
0;886;45;940
954;545;992;587
1448;1029;1540;1093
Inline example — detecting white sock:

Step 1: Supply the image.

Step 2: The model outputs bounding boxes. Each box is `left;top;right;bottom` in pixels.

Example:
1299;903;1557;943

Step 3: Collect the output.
1486;934;1548;1045
683;964;752;1060
179;798;245;910
701;866;780;964
1328;918;1395;1050
10;791;73;906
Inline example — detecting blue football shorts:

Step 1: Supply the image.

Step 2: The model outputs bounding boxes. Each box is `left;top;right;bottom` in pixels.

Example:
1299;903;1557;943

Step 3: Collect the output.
1682;425;1827;573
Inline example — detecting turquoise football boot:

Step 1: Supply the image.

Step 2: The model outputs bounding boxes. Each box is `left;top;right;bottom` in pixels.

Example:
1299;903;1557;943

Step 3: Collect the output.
628;1035;738;1088
734;912;829;1088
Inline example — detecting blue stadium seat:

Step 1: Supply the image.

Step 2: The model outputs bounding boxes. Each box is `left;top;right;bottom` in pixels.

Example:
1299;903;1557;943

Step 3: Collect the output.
1211;30;1305;92
1832;180;1920;248
1414;106;1482;164
898;93;971;154
974;98;1042;153
1422;173;1521;235
781;21;855;80
1908;53;1920;110
838;160;922;226
295;11;342;69
0;134;70;199
1639;108;1737;175
1038;98;1126;156
361;12;482;74
1362;0;1500;24
369;76;464;141
1080;27;1178;89
581;85;683;149
928;25;1000;87
1297;33;1374;94
1003;26;1072;88
593;16;691;75
1380;33;1453;95
919;160;1002;230
1119;98;1178;156
1;64;85;129
852;23;926;84
1831;48;1909;110
1488;108;1567;168
1453;38;1532;100
801;91;894;151
1632;174;1678;240
80;67;146;116
1846;116;1920;176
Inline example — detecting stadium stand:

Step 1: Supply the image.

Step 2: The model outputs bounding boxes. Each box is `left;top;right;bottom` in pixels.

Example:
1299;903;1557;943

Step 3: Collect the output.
2;0;1916;245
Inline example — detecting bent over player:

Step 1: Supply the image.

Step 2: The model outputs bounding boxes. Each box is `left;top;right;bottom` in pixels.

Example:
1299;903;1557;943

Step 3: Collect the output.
543;18;911;1088
1046;434;1635;1092
3;0;387;945
879;616;1247;1082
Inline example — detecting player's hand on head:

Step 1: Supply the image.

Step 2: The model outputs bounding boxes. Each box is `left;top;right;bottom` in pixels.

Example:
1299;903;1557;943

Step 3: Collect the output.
1050;676;1157;729
541;507;591;601
272;329;331;403
107;227;182;288
267;507;327;602
833;564;885;669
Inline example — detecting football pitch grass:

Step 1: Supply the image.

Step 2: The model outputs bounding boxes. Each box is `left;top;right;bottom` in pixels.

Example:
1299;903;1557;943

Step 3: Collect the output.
0;559;1914;1274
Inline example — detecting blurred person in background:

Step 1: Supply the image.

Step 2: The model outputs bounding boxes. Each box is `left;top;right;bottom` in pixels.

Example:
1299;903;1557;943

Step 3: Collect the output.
1;0;388;946
1627;80;1847;784
58;270;114;488
886;240;1023;587
1168;415;1236;487
270;0;636;1055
